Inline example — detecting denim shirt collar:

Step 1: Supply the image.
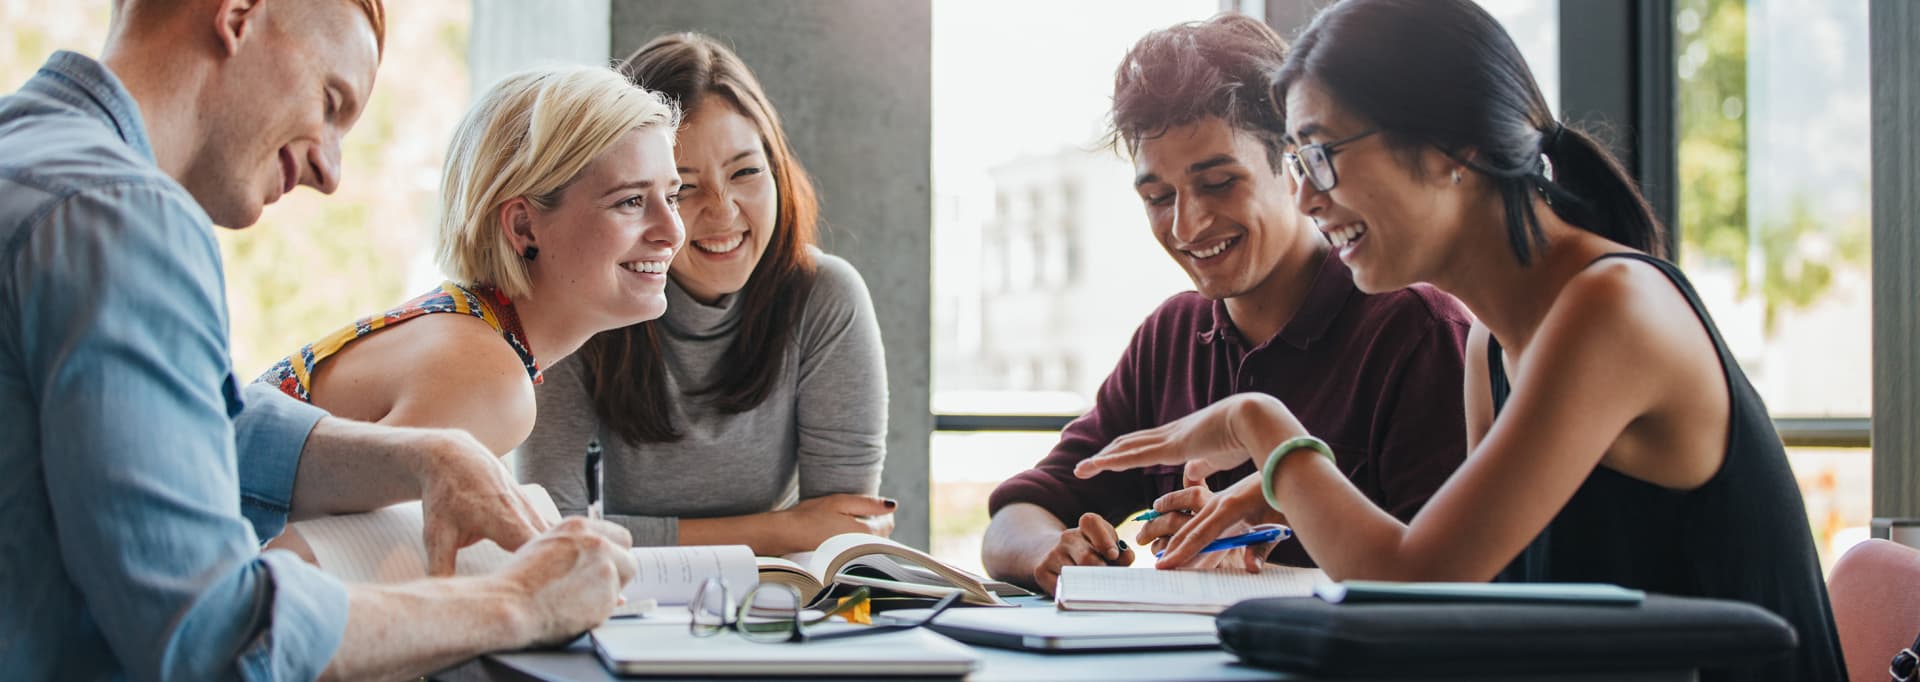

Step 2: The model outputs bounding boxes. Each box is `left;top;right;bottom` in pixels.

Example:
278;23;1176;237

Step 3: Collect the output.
25;51;154;163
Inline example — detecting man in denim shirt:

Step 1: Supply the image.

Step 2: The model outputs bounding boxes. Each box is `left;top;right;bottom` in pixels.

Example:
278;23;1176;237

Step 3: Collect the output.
0;1;639;679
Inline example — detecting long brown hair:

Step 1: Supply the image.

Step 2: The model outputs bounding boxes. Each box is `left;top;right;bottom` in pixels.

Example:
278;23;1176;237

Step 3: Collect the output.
582;32;822;444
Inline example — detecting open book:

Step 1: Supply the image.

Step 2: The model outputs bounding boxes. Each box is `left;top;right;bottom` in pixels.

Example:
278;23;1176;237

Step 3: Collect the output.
1054;565;1331;614
759;533;1029;607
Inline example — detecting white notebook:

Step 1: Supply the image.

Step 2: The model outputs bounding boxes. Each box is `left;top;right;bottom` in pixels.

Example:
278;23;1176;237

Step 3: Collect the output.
1054;566;1331;614
591;620;979;676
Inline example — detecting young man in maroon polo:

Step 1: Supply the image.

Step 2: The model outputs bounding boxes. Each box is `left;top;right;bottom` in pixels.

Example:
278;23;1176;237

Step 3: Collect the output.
981;13;1473;595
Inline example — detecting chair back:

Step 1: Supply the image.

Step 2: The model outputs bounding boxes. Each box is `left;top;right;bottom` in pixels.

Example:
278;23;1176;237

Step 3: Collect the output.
1829;539;1920;681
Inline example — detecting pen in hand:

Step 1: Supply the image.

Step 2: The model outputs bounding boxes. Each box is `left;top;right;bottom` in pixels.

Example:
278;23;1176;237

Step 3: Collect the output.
1154;525;1291;559
585;437;604;521
1131;509;1192;523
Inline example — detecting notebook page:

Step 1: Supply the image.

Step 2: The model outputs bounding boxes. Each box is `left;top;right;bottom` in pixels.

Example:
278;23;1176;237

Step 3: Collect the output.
1056;566;1329;612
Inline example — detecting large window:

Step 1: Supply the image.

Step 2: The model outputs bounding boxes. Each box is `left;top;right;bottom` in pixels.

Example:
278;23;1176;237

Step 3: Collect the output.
928;0;1218;571
2;0;470;379
1674;0;1873;568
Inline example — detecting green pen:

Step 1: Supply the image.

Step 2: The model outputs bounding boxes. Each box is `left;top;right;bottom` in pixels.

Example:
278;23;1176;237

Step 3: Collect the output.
1132;509;1191;522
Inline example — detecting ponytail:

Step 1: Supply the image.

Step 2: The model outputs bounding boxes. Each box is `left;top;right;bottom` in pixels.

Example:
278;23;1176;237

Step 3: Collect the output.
1278;0;1669;266
1537;125;1668;260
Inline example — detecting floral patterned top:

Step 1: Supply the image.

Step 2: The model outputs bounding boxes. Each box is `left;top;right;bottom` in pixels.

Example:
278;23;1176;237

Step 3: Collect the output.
257;281;541;402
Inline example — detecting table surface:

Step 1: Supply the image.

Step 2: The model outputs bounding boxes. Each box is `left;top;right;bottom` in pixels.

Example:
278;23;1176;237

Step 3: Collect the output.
435;597;1698;682
438;636;1697;682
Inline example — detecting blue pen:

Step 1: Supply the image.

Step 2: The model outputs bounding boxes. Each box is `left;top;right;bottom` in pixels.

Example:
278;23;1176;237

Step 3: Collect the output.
1154;525;1291;559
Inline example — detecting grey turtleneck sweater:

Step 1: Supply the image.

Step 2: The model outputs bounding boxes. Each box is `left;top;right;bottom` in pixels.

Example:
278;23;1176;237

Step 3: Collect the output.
515;251;888;545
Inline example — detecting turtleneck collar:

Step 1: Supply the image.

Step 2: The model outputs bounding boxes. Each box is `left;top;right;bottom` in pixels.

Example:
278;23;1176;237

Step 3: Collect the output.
662;276;744;339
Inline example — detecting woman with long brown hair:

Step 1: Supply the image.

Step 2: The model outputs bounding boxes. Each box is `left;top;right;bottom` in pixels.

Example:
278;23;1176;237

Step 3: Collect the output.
517;33;892;555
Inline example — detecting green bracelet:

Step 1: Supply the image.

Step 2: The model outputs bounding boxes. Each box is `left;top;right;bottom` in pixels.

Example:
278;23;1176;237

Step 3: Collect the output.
1260;436;1336;514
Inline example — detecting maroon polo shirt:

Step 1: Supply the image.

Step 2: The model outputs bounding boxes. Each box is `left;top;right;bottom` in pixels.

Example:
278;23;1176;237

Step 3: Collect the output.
988;250;1473;567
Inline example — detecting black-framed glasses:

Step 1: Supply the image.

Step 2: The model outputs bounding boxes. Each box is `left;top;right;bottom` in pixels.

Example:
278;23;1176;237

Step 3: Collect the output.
688;578;962;644
1283;129;1377;192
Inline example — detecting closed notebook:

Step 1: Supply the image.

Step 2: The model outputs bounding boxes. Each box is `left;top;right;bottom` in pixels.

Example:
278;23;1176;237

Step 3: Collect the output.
1054;566;1331;614
1314;580;1646;605
590;620;979;677
878;606;1220;651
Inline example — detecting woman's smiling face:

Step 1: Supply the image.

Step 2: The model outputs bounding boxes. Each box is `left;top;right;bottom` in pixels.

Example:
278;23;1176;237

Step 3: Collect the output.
1284;77;1472;294
668;97;779;303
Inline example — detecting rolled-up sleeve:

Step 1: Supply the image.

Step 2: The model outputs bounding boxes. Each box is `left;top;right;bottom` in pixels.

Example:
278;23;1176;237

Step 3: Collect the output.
19;185;347;681
235;382;327;541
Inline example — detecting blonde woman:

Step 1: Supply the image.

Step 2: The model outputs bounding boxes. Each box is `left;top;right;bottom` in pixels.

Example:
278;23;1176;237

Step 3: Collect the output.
518;34;892;555
259;65;684;459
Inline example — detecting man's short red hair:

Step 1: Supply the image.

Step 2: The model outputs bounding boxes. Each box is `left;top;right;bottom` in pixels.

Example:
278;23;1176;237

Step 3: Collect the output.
346;0;386;56
113;0;385;56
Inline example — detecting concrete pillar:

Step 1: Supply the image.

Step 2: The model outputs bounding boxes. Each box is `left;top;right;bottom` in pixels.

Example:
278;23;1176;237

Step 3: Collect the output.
468;0;611;98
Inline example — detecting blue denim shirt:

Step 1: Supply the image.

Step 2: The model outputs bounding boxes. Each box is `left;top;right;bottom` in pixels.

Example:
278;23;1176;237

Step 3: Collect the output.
0;52;349;681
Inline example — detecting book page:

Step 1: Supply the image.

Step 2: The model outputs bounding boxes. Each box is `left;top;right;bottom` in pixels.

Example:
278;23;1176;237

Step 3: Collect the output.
623;545;757;606
806;533;983;588
293;483;561;583
799;533;1007;606
1056;566;1330;613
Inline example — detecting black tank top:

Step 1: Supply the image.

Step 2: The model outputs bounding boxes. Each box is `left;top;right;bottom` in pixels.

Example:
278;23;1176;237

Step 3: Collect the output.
1487;253;1845;682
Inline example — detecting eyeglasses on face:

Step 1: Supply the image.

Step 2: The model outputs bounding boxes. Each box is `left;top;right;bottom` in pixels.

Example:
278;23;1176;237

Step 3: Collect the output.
688;578;961;644
1283;129;1378;192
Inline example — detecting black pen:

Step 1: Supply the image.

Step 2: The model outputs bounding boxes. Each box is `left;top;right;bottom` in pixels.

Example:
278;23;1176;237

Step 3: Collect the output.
585;437;604;520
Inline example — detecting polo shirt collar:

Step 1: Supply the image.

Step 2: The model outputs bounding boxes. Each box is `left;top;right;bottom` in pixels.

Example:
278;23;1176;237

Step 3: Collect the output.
1199;249;1356;351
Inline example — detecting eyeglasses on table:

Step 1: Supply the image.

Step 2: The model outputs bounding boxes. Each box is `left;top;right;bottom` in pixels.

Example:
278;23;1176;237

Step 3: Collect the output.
687;577;962;644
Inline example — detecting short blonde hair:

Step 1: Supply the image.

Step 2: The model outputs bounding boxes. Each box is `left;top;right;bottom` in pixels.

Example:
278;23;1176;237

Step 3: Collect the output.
436;65;679;299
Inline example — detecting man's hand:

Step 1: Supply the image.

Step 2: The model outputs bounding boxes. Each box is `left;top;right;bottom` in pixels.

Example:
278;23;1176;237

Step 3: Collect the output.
497;518;637;647
1032;513;1136;595
411;429;552;576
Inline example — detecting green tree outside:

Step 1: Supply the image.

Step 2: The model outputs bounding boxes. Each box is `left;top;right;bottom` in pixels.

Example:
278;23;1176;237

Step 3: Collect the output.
1675;0;1870;331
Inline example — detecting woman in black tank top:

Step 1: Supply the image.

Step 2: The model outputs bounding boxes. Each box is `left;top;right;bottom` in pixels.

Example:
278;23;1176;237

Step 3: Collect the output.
1071;1;1844;679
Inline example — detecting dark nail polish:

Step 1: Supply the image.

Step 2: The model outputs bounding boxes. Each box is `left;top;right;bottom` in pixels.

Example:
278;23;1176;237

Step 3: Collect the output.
883;498;898;509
